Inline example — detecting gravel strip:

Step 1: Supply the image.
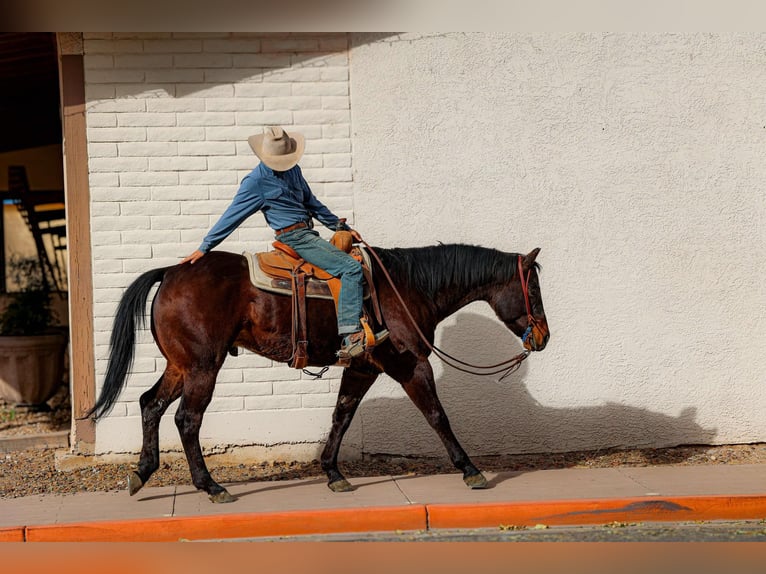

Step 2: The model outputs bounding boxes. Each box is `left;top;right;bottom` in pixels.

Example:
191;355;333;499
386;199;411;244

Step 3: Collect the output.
2;443;766;499
2;389;766;499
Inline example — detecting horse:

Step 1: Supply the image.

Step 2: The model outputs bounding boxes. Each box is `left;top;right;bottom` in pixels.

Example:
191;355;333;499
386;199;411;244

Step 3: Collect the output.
87;243;550;503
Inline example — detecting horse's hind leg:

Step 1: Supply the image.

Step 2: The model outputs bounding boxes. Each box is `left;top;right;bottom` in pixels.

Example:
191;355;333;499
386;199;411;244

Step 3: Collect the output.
321;366;379;492
129;367;184;495
175;370;235;503
394;359;488;489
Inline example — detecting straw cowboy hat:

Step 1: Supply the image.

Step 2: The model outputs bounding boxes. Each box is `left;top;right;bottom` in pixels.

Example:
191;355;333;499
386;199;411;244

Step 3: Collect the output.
248;126;305;171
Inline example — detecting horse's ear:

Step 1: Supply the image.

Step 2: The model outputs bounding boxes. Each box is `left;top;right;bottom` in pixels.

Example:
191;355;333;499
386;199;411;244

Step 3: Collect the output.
522;248;541;271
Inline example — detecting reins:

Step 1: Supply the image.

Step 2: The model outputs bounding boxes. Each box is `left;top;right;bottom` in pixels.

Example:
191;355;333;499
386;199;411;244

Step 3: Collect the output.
354;234;532;380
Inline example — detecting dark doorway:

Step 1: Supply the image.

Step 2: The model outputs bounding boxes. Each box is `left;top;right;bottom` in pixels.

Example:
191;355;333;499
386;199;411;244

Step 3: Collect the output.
0;33;67;294
0;33;70;439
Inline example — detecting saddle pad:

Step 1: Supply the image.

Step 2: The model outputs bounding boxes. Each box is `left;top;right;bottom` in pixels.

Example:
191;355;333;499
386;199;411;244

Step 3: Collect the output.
243;248;372;301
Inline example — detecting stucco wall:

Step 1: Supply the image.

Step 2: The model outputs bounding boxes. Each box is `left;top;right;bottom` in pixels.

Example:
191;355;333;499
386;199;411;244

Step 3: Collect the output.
347;33;766;456
86;32;766;460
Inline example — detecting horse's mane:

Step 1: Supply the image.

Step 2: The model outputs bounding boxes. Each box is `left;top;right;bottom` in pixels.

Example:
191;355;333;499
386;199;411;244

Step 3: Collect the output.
373;243;530;300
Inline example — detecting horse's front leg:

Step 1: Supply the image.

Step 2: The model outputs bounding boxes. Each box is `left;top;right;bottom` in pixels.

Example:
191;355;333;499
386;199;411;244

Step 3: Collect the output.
321;365;379;492
394;359;488;489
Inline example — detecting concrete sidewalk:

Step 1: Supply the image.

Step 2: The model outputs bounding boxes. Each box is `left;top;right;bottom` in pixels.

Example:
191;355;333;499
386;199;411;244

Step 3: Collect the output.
2;463;766;541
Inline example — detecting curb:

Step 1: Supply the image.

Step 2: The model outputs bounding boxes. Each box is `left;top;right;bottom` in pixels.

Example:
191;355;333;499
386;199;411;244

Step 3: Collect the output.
0;431;69;454
6;493;766;541
427;494;766;529
0;527;24;542
24;505;427;542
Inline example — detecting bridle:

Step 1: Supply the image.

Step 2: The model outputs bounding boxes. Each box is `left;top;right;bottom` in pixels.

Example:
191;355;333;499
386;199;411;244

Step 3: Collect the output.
356;234;537;380
517;255;539;347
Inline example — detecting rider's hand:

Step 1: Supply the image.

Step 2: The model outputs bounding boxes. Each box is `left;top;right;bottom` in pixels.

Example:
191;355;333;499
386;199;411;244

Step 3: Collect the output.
180;250;205;265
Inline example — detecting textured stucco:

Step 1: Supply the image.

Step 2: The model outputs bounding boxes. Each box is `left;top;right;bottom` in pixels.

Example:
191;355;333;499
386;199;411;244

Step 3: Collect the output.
347;33;766;455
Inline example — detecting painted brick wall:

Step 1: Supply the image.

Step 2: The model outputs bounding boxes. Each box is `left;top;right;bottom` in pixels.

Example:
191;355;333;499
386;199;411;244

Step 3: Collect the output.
83;33;355;455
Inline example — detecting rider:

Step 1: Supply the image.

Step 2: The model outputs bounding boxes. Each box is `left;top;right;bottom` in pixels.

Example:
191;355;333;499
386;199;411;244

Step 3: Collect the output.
181;126;384;359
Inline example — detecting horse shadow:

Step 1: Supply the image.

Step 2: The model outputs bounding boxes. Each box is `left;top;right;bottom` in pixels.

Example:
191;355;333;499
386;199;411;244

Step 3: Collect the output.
350;309;718;471
143;311;718;501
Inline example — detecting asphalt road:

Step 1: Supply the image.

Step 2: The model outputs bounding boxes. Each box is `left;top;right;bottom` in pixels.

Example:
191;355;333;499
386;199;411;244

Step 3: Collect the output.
228;520;766;542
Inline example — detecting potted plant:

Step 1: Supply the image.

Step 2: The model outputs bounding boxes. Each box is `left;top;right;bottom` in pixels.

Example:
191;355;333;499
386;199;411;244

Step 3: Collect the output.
0;255;67;408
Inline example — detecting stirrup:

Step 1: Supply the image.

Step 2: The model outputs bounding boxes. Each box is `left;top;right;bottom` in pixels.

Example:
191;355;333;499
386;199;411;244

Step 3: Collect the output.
360;317;389;348
337;331;366;360
336;324;389;360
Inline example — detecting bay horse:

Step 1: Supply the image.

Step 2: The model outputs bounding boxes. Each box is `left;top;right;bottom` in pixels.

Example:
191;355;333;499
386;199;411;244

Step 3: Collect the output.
88;243;549;503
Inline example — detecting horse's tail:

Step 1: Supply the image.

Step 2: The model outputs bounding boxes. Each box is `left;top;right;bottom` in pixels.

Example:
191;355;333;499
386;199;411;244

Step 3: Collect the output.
85;266;170;421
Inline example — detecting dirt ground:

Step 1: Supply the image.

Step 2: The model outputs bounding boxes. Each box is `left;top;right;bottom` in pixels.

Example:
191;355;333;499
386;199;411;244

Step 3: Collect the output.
3;387;766;499
0;385;70;437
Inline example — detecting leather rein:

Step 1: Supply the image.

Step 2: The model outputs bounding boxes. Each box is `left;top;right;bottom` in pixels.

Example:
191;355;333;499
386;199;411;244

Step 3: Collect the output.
355;234;534;380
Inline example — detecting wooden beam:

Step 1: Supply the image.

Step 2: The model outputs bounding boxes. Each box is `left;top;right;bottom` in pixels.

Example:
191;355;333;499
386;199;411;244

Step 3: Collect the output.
57;33;95;454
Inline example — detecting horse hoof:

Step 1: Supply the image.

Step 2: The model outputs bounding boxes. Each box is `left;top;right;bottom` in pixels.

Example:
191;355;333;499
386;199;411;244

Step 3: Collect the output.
127;472;144;496
209;490;238;504
328;478;354;492
464;473;488;489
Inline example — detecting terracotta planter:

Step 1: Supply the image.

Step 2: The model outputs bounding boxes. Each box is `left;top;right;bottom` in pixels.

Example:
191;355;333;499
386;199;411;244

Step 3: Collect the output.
0;333;67;405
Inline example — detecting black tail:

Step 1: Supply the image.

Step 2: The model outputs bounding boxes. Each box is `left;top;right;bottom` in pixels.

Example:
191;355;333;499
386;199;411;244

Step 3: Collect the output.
85;267;170;420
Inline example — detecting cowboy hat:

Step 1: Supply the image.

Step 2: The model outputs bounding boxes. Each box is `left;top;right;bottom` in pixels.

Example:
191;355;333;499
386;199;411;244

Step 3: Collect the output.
248;126;305;171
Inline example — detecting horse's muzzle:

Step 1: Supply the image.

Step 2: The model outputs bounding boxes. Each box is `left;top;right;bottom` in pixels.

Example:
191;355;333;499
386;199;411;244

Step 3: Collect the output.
523;316;549;352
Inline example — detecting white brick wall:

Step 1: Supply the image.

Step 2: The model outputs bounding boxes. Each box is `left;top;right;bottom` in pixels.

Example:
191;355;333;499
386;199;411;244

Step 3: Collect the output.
84;33;352;455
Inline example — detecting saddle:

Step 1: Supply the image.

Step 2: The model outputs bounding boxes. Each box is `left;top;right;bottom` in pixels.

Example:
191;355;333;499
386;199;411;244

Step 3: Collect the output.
243;231;383;369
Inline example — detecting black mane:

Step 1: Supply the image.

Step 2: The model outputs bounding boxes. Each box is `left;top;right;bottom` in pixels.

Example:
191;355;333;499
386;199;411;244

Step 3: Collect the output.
373;243;524;300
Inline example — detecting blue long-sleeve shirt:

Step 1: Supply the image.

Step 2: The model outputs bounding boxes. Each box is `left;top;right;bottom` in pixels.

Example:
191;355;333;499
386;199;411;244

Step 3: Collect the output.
199;163;344;253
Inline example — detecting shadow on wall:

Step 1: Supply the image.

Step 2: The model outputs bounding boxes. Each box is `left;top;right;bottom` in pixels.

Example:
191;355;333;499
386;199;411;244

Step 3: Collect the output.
95;33;398;101
354;311;717;460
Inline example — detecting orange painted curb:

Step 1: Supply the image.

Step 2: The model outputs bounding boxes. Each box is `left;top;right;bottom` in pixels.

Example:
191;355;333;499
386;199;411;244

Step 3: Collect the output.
25;504;427;542
426;494;766;529
16;493;766;542
0;527;25;542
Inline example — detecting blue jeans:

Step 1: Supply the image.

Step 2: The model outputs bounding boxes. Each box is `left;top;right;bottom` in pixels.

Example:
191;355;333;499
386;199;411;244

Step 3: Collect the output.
277;228;363;335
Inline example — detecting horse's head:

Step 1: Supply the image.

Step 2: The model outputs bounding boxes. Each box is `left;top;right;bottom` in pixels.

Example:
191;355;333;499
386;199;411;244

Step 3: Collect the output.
489;248;550;352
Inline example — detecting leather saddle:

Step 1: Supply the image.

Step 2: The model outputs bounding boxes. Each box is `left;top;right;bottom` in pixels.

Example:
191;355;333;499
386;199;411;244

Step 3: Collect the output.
243;231;383;369
246;232;372;301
